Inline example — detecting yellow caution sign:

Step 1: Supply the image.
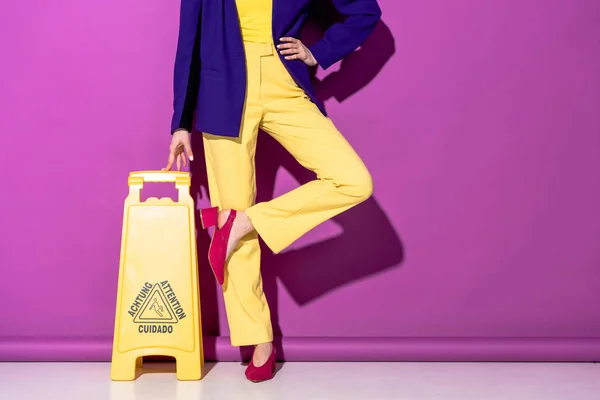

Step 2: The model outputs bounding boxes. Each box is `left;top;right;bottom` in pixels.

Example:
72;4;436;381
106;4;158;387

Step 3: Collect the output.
110;171;203;381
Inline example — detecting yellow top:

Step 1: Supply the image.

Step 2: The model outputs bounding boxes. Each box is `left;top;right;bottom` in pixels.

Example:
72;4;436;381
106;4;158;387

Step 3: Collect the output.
236;0;273;43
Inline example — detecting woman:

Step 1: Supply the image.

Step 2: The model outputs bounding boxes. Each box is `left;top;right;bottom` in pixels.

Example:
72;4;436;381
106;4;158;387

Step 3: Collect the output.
164;0;381;382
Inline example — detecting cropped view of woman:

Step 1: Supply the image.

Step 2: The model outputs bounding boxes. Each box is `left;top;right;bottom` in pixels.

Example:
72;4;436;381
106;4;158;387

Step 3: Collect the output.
165;0;381;382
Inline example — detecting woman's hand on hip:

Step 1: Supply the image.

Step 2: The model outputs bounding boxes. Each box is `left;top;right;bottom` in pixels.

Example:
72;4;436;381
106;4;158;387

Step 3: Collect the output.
164;129;194;171
277;37;317;66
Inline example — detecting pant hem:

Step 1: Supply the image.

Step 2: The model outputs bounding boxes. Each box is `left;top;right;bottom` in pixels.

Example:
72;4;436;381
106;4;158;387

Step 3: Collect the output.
230;335;274;347
246;188;331;254
245;205;285;254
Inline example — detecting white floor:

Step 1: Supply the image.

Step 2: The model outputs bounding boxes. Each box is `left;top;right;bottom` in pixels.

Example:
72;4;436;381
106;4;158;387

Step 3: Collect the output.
0;362;599;400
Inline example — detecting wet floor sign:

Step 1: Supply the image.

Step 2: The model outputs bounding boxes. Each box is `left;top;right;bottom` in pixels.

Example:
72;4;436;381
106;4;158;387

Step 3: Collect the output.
110;171;203;381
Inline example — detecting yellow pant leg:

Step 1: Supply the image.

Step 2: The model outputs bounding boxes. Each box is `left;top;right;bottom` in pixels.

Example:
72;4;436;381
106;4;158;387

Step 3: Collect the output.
201;42;273;347
246;48;373;254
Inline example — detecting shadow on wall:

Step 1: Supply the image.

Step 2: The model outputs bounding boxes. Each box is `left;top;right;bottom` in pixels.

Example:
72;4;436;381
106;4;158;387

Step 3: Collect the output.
190;8;401;362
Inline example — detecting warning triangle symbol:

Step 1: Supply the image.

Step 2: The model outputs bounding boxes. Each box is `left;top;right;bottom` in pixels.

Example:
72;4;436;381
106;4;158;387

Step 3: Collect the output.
133;284;177;324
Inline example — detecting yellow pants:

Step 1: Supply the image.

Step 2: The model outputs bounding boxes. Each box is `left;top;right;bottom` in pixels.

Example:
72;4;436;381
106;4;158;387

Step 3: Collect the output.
202;41;373;346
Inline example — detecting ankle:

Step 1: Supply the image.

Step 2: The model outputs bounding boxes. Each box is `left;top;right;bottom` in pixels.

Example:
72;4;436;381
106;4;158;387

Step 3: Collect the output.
217;209;255;238
217;209;231;229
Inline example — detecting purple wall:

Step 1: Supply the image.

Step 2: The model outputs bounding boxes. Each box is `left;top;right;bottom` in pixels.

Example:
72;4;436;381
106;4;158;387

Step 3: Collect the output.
1;0;600;361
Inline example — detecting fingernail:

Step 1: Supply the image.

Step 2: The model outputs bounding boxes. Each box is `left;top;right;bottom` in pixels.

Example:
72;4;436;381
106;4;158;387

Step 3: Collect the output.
189;156;194;161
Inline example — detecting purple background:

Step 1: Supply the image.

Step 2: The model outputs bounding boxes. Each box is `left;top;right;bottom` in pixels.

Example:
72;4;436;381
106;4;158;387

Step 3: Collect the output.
1;0;600;361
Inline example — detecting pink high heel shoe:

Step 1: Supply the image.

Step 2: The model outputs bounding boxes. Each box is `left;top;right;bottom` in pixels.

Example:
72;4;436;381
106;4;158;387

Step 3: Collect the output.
200;206;237;285
245;346;276;383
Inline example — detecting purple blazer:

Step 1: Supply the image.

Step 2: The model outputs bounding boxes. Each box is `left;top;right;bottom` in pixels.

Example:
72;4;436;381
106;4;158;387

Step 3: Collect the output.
170;0;382;138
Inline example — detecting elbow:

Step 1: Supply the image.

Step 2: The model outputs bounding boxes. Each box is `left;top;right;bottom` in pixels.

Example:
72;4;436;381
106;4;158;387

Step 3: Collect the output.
363;5;382;40
360;2;382;34
370;3;382;26
347;0;382;27
373;2;382;20
364;0;382;21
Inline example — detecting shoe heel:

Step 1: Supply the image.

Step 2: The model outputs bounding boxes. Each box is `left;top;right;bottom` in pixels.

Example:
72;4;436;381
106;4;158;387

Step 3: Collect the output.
200;207;218;229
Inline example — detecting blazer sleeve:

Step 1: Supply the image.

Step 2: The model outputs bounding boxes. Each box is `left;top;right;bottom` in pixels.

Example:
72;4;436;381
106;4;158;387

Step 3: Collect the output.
170;0;202;134
309;0;382;70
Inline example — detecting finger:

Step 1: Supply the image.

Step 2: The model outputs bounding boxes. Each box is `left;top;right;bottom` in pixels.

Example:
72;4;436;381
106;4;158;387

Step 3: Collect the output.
279;48;300;55
177;153;182;171
285;54;301;60
280;37;299;44
184;142;194;162
276;42;297;50
165;151;175;171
